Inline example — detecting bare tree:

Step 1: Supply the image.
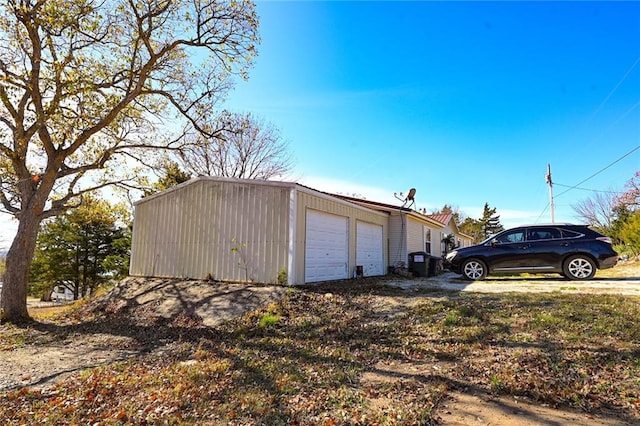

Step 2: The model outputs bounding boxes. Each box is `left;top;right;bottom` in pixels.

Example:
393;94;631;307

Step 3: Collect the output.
0;0;259;322
572;191;618;232
179;111;293;180
616;171;640;210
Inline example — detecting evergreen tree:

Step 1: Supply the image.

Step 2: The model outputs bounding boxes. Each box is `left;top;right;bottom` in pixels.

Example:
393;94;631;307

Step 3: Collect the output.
456;203;503;244
610;204;632;245
480;203;504;240
144;160;192;196
29;197;130;301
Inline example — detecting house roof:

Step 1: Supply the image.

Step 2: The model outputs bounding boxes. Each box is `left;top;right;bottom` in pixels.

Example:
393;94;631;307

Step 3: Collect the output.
134;177;385;217
426;212;474;240
328;193;445;228
427;213;453;226
327;193;413;213
134;176;298;205
135;177;472;239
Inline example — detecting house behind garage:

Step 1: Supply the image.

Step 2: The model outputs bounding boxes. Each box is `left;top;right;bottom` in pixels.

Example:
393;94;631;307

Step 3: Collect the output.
129;177;389;285
329;195;473;267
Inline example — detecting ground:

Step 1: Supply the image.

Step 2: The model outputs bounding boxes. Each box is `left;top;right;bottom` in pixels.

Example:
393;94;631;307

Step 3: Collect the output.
0;279;288;391
2;261;639;425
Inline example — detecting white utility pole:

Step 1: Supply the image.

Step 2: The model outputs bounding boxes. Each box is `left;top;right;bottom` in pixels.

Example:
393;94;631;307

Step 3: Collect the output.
545;163;555;224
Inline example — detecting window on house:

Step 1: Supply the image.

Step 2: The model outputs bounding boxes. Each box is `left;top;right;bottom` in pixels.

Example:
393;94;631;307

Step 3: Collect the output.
425;229;431;254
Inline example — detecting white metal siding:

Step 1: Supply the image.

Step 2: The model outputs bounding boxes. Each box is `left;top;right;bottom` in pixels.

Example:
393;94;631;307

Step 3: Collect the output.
130;179;292;283
293;190;388;285
406;219;424;255
388;214;406;267
356;222;384;277
305;210;349;282
131;177;389;286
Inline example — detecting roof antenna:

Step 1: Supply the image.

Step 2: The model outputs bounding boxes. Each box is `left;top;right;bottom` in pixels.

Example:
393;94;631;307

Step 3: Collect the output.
394;188;416;208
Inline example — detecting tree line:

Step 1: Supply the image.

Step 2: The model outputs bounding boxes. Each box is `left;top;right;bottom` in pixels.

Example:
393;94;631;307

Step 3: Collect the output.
573;171;640;255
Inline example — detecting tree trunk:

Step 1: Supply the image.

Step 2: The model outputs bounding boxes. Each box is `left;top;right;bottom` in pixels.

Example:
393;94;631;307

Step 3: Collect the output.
1;212;40;322
41;288;52;302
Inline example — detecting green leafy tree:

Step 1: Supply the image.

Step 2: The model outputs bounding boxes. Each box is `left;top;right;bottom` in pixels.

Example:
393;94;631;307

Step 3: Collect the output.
612;171;640;252
619;211;640;256
610;204;632;246
572;171;640;244
456;203;503;244
0;0;258;322
441;233;456;256
143;160;191;196
29;196;130;301
459;216;483;244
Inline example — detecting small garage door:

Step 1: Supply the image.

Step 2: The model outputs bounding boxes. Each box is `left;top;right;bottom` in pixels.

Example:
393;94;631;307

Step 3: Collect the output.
305;210;348;283
356;221;384;277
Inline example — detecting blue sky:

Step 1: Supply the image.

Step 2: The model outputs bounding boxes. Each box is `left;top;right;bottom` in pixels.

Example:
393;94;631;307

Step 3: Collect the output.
1;1;639;250
223;0;640;226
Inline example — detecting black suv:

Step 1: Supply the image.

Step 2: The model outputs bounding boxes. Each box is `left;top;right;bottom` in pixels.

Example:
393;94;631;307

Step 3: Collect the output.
444;224;618;280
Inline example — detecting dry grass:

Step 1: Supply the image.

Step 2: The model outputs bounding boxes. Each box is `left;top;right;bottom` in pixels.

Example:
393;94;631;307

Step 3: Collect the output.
1;274;639;425
597;259;640;278
28;304;72;320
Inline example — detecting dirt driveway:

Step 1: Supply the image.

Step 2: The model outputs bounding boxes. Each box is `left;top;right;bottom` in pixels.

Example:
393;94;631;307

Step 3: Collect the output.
384;270;640;296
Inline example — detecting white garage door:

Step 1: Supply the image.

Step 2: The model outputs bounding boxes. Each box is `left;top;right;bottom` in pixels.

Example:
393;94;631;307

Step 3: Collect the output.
305;210;348;283
356;222;384;277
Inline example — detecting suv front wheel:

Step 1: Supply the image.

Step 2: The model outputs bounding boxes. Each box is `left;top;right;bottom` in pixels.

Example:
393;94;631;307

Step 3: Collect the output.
563;255;596;280
461;258;487;280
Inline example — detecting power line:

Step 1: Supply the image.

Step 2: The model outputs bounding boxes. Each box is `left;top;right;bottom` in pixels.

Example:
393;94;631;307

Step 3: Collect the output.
534;202;550;224
591;55;640;119
533;56;640;223
554;144;640;199
553;183;623;194
534;145;639;223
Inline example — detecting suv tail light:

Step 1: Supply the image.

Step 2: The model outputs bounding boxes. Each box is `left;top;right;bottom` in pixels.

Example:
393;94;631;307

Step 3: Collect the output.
596;236;613;244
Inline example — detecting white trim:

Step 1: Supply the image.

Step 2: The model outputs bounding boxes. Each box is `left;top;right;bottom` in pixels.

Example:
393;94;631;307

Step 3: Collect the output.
288;187;297;285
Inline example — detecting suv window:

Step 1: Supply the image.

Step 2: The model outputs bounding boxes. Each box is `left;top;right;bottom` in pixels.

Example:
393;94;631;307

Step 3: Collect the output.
495;229;525;244
527;227;561;241
560;228;583;239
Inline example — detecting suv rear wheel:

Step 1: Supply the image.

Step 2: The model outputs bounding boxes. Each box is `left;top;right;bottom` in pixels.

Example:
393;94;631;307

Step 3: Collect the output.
563;255;596;280
461;258;487;280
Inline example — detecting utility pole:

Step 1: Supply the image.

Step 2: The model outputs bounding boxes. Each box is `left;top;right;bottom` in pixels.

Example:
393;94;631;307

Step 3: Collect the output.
545;163;555;224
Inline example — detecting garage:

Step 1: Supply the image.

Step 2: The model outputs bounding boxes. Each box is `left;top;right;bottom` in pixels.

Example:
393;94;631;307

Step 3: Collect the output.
130;177;388;285
356;221;385;277
305;210;349;283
